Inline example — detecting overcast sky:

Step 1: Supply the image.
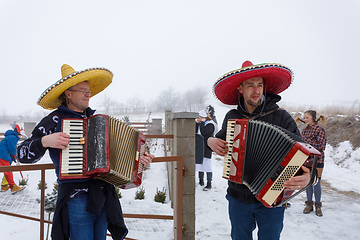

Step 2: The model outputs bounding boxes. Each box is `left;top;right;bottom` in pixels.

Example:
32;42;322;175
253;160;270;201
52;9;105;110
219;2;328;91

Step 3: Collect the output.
1;0;359;115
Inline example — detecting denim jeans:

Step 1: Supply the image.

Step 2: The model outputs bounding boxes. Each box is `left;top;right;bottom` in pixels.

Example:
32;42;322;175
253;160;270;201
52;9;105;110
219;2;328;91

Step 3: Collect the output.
226;194;285;240
306;178;322;203
67;193;108;240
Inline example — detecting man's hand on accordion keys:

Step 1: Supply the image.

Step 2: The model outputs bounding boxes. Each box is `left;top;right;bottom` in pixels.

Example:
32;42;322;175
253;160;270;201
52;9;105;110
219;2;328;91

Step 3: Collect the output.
41;132;70;150
207;137;229;157
140;152;154;167
283;165;311;190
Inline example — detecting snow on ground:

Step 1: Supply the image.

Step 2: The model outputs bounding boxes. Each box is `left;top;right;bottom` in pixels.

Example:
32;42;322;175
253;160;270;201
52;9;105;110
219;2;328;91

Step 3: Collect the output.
1;112;360;239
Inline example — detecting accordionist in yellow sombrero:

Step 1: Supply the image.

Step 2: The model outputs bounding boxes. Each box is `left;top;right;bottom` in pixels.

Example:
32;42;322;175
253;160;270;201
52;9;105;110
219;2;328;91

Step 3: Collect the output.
18;64;154;240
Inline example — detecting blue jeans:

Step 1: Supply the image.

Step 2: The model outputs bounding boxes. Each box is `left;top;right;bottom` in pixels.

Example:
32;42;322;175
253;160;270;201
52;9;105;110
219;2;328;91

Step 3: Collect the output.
67;193;108;240
226;194;285;240
306;178;322;203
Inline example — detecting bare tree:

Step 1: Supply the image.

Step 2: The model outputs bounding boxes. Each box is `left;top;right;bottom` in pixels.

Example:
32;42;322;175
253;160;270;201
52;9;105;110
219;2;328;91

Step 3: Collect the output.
99;93;119;114
127;97;145;112
183;87;208;111
155;86;180;111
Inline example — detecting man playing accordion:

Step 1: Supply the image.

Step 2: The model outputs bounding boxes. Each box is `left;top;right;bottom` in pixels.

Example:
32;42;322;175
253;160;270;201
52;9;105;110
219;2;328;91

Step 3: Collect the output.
18;64;154;240
208;60;312;240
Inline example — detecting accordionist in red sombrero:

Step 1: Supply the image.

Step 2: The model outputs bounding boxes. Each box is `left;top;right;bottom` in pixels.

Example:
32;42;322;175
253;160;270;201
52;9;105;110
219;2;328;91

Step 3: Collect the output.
207;60;320;240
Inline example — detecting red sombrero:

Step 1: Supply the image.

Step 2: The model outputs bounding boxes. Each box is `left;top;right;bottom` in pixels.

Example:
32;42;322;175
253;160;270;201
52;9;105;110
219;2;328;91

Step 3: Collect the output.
213;60;293;105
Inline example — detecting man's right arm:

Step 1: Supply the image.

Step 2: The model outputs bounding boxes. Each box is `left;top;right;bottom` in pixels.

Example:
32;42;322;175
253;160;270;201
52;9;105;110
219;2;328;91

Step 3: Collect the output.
17;115;59;163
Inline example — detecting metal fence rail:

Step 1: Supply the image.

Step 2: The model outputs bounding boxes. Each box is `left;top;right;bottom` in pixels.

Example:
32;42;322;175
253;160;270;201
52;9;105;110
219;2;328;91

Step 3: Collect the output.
0;152;183;240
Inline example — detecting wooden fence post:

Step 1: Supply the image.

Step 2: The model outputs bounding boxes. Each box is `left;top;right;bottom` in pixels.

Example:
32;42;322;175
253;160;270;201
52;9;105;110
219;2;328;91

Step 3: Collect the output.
168;111;197;240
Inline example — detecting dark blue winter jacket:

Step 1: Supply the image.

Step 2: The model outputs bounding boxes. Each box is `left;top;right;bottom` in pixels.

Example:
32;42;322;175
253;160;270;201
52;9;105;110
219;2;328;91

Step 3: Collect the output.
0;130;20;163
17;103;128;239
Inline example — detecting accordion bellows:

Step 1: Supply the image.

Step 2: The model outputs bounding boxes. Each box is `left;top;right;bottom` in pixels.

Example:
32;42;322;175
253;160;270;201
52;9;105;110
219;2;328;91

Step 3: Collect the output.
223;119;320;207
60;114;145;189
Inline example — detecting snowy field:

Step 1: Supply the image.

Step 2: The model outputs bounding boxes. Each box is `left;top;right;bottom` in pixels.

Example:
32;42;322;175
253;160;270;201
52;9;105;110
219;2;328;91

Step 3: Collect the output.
0;112;359;239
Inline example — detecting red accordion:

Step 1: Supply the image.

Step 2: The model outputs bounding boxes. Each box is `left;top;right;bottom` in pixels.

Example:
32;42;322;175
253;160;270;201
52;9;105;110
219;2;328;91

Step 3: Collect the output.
223;119;320;207
59;114;146;189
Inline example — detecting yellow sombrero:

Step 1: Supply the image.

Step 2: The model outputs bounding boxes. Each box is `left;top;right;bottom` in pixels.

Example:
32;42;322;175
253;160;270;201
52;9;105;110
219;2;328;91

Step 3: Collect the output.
37;64;113;110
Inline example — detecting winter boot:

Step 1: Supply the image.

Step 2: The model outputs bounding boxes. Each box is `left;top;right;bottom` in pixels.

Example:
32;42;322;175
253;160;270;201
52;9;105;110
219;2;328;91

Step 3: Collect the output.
199;179;204;186
198;172;204;186
303;201;314;214
203;182;212;191
315;202;323;217
203;172;212;191
1;185;9;192
10;184;26;195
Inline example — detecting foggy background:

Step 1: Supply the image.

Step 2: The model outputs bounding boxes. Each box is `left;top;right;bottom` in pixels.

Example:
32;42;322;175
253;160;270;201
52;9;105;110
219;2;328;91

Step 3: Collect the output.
1;0;359;119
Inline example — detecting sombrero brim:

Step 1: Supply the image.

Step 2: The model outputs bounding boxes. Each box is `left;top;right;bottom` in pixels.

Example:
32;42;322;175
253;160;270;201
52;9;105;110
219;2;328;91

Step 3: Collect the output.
213;63;293;105
37;67;113;110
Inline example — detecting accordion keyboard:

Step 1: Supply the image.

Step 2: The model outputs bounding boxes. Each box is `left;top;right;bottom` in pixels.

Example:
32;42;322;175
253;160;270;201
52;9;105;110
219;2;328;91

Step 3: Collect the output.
61;119;84;176
223;120;236;178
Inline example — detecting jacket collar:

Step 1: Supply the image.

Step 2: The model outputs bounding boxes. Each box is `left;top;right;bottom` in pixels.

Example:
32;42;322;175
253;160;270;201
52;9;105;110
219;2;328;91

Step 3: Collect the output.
56;103;96;118
237;93;281;118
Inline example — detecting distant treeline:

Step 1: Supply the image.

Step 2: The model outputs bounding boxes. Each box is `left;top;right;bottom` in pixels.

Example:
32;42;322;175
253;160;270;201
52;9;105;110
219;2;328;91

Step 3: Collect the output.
0;86;210;123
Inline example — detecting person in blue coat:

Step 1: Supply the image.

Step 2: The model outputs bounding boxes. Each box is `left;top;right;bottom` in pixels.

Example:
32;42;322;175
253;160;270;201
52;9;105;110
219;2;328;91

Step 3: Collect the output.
0;123;26;194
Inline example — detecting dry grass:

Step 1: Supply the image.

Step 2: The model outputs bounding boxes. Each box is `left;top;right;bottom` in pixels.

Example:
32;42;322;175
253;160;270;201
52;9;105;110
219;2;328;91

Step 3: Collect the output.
281;100;360;116
281;103;360;149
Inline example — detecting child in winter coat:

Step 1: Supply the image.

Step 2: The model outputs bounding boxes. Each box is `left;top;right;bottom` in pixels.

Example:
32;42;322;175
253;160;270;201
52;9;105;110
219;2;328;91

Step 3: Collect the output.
0;123;26;194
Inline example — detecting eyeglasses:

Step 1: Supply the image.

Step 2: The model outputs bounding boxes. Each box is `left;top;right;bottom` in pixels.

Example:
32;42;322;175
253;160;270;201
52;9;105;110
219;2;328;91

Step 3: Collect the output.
67;89;92;96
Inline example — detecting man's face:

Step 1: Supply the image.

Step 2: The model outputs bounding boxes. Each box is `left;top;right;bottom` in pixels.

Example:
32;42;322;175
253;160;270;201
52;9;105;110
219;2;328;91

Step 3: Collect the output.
238;77;264;107
65;81;91;112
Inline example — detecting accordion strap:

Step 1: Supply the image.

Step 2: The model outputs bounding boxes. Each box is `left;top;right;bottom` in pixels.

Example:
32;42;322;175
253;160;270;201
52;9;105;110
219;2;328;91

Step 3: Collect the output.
239;108;280;120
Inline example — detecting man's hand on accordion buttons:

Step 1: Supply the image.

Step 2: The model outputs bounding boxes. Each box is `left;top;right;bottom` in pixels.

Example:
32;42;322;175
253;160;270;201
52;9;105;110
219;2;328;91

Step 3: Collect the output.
207;137;228;157
140;152;154;167
283;166;311;190
41;132;70;150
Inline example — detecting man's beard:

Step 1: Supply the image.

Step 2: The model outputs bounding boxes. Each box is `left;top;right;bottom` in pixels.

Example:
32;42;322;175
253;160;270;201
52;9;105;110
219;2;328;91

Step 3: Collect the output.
246;98;261;107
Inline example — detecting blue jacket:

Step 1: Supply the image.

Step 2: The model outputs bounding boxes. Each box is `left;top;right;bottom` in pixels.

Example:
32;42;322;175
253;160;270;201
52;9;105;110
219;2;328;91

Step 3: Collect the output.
0;130;20;163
